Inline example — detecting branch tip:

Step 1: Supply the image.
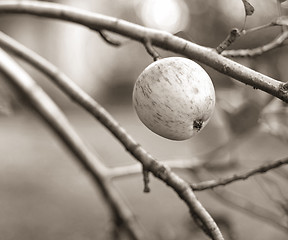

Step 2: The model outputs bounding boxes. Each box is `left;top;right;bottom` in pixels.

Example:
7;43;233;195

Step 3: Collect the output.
223;31;288;57
143;38;160;61
216;28;241;54
0;1;286;102
191;157;288;191
142;165;151;193
98;30;122;47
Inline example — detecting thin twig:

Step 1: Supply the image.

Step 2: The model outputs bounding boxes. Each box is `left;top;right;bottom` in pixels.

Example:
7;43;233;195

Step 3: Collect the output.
0;1;287;102
108;157;238;179
190;157;288;191
109;158;203;178
192;171;288;234
211;189;288;233
222;31;288;57
98;30;122;46
194;170;288;234
254;176;286;213
143;38;160;61
0;47;145;240
216;28;241;53
0;31;224;240
142;165;150;193
256;174;288;214
242;22;274;34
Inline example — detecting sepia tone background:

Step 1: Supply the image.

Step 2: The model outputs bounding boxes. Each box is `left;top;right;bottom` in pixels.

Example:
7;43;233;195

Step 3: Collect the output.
0;0;287;239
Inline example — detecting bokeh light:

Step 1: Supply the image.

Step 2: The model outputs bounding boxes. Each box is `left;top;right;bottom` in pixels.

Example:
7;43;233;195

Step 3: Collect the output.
134;0;189;33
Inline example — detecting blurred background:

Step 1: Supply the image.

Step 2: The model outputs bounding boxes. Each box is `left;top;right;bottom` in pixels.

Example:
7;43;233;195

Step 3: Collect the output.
0;0;288;239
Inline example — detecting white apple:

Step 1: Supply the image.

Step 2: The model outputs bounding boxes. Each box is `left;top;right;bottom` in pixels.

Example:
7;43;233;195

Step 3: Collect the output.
133;57;215;141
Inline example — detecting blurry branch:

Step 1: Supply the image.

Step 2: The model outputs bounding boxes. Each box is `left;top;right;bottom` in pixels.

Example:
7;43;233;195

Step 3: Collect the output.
97;30;122;46
0;2;287;103
240;16;288;34
0;32;224;240
109;158;203;178
193;170;288;234
243;23;276;34
210;189;288;234
275;168;288;180
219;15;288;57
109;157;238;179
222;30;288;57
190;157;288;191
0;47;146;240
217;13;288;56
254;176;286;213
255;174;288;215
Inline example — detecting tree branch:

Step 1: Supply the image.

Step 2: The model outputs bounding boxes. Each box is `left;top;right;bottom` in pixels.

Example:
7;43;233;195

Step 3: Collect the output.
0;31;224;240
222;31;288;57
143;38;160;61
0;1;287;102
108;157;237;179
108;158;204;178
193;171;288;234
0;47;145;240
190;157;288;191
216;28;241;53
211;189;288;234
242;22;274;34
98;30;122;46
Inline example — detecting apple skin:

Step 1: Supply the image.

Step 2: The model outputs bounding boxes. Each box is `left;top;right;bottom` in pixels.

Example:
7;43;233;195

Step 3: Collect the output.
133;57;215;141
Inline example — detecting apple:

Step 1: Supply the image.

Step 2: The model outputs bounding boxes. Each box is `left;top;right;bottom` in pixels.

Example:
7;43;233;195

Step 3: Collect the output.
133;57;215;141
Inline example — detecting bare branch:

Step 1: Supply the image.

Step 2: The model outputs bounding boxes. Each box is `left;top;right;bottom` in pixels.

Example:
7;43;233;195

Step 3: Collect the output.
108;156;238;179
190;157;288;191
0;31;224;240
142;165;151;193
143;38;160;61
109;158;203;178
98;30;122;46
211;189;288;234
219;18;288;57
242;22;274;34
0;1;287;102
254;176;287;213
216;28;241;53
241;0;254;30
191;170;288;234
192;170;288;234
0;47;146;240
222;31;288;57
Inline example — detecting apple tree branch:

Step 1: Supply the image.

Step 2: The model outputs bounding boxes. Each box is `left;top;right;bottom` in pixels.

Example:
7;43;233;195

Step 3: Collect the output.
0;31;224;240
0;47;146;240
0;1;287;102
